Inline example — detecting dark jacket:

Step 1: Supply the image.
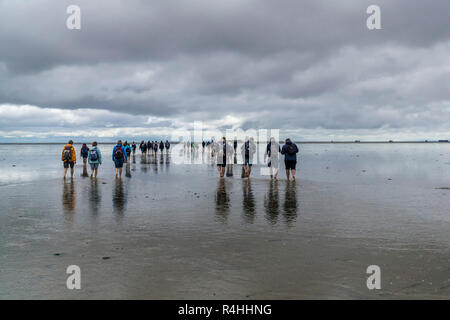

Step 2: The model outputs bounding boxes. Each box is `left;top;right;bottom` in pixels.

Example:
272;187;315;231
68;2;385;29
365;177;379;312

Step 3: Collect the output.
281;141;299;161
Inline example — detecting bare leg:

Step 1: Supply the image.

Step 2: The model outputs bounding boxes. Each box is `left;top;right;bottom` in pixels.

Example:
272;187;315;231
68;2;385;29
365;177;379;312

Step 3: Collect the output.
94;168;98;178
286;169;290;180
64;167;68;178
70;167;74;178
292;169;296;180
119;168;123;177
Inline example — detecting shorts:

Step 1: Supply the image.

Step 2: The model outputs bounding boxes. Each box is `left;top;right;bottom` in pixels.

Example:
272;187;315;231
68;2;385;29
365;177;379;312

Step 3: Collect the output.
90;163;99;170
63;161;75;169
244;156;252;167
114;158;124;168
217;155;226;167
285;160;297;170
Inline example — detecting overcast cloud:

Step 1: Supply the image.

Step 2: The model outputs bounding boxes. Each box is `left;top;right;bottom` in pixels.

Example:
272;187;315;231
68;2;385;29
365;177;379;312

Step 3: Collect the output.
0;0;450;141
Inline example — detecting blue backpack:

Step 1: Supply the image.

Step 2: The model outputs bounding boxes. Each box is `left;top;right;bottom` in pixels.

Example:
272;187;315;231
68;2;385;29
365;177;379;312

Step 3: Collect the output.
90;148;99;161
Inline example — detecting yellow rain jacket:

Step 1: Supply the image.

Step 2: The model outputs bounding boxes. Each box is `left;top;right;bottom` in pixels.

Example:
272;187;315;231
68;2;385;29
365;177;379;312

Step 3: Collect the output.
61;144;76;162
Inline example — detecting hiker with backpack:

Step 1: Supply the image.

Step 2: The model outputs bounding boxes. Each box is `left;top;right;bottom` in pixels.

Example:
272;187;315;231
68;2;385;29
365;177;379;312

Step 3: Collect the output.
80;143;89;165
216;137;233;178
241;137;256;178
124;141;132;159
112;140;127;178
281;138;299;180
140;141;147;155
153;141;158;155
165;140;170;154
61;140;76;179
88;141;102;178
264;137;281;179
131;142;136;155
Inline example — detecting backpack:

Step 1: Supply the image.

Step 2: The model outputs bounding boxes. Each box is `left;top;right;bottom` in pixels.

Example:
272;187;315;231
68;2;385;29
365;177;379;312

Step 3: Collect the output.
114;147;124;159
62;146;72;162
90;148;98;161
287;144;297;155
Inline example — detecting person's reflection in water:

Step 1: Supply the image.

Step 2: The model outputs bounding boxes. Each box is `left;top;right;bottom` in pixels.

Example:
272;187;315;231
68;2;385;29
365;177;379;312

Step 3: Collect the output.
283;180;298;226
242;178;256;223
165;153;170;171
140;154;148;173
131;155;136;173
81;162;89;177
89;178;101;218
62;179;76;226
113;178;127;218
215;178;230;223
125;161;132;178
264;179;279;225
62;179;76;213
152;153;158;173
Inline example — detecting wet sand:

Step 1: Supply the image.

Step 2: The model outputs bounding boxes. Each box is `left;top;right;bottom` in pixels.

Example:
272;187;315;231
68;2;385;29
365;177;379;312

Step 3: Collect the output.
0;143;449;299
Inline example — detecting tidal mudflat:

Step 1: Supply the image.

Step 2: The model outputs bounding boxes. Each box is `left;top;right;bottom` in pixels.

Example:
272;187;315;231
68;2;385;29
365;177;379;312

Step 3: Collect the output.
0;143;449;299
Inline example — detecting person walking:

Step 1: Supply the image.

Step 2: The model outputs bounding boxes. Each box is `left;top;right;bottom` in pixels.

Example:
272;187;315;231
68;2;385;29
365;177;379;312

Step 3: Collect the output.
264;137;281;179
147;140;153;155
280;138;299;180
165;140;170;154
241;137;256;178
88;141;102;178
216;137;230;178
61;140;76;179
124;141;132;159
131;142;136;155
153;141;158;155
80;143;89;165
112;140;127;178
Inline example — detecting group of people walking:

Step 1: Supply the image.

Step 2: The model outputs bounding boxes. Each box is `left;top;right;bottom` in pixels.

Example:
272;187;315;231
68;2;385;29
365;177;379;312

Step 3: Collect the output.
61;137;299;180
139;140;170;155
209;137;298;180
62;140;139;179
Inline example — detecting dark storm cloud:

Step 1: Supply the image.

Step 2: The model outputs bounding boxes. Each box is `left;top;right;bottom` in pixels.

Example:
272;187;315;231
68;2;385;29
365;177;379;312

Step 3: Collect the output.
0;0;450;139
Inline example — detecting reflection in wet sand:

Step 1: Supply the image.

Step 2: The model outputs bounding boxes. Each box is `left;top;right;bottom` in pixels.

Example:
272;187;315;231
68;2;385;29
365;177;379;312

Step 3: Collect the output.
140;154;148;173
81;163;89;177
283;181;298;226
165;154;170;171
125;162;132;178
62;179;76;213
226;164;233;177
62;179;76;227
113;178;127;216
215;179;230;223
264;180;279;225
242;179;256;224
89;178;101;217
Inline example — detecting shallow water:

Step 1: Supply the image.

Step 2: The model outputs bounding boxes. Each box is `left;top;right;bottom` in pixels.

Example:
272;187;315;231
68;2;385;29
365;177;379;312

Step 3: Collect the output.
0;143;449;299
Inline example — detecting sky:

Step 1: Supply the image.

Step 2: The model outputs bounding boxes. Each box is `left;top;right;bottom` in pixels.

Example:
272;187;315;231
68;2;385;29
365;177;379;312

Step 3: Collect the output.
0;0;450;142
